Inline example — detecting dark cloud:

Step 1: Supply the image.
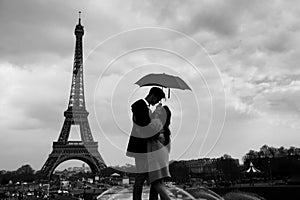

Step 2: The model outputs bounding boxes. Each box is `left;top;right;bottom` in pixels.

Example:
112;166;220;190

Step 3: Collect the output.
0;0;93;65
264;31;293;53
182;0;248;36
128;0;266;37
0;1;71;63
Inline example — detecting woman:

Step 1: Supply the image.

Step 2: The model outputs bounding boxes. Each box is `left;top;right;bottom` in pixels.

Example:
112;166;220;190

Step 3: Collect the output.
147;104;172;200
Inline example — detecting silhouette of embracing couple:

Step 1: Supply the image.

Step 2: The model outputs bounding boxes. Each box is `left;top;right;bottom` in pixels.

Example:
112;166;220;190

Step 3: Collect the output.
126;87;172;200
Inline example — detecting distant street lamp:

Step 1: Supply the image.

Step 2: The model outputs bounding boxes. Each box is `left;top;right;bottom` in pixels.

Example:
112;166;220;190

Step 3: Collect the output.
268;160;273;186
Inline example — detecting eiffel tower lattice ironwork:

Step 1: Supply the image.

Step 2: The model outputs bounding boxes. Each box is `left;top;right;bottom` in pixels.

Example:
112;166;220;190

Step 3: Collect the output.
41;13;106;178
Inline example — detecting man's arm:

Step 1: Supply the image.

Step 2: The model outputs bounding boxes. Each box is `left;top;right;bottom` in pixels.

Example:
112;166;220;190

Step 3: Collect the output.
131;100;151;126
131;100;163;138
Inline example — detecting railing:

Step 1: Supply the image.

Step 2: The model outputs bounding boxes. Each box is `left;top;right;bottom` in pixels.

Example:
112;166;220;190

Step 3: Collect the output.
53;141;98;146
67;141;84;145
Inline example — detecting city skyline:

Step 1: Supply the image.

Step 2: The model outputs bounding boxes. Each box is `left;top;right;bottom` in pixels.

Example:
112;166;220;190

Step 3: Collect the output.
1;0;300;171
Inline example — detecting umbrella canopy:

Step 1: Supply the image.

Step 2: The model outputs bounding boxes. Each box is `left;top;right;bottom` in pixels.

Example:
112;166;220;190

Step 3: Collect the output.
135;73;191;90
135;73;191;98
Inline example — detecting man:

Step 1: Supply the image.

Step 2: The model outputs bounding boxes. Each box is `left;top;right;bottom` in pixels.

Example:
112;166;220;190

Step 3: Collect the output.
126;87;165;200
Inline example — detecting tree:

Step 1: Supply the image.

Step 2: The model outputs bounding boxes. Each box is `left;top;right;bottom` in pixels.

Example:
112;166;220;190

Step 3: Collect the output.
269;147;277;158
288;146;296;156
278;146;288;157
16;164;34;175
222;154;232;159
258;145;278;158
243;150;259;162
260;145;269;158
15;164;35;182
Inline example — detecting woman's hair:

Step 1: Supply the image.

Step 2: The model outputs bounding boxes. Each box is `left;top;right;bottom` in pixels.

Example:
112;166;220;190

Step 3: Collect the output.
161;105;171;147
163;105;171;128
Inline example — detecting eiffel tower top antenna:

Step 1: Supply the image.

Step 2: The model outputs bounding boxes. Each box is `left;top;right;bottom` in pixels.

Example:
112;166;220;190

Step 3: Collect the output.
78;11;81;24
67;10;85;112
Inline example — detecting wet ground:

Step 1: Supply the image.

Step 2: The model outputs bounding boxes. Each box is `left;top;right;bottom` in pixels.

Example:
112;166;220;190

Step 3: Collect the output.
97;185;223;200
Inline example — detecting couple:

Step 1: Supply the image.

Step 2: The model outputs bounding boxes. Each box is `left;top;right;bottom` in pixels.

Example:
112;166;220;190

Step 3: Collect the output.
126;87;172;200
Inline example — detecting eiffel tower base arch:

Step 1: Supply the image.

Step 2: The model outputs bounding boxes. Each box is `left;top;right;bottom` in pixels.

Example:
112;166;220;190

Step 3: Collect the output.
41;141;106;179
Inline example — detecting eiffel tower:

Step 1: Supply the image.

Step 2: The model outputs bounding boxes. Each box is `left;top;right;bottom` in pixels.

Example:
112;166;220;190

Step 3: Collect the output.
41;13;106;178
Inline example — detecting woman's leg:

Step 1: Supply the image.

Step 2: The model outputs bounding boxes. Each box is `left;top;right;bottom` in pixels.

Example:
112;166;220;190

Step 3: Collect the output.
151;179;171;200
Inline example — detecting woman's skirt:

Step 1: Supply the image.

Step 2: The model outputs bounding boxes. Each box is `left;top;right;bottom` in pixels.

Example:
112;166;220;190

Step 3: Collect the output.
147;139;171;183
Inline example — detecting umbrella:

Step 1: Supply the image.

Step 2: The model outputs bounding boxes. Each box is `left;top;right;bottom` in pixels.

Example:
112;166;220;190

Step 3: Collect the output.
135;73;191;98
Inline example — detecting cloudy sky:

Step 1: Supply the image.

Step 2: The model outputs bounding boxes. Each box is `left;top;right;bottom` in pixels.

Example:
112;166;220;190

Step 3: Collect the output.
1;0;300;171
